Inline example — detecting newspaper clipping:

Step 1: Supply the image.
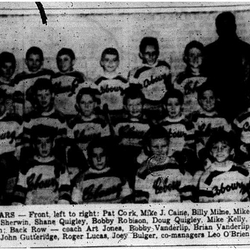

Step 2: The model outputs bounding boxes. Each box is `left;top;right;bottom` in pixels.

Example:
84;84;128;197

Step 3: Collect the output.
1;2;250;248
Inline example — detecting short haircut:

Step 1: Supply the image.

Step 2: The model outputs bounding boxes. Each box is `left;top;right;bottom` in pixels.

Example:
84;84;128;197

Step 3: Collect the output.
26;46;44;61
101;48;119;61
197;81;215;100
33;78;54;94
0;52;16;69
206;130;235;152
123;86;145;106
87;137;107;159
139;37;159;56
57;48;75;61
76;87;100;105
30;124;56;143
183;40;204;62
143;125;169;147
163;89;184;106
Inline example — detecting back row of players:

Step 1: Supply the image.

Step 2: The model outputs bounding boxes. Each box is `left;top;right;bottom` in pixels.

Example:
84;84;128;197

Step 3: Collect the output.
1;14;250;204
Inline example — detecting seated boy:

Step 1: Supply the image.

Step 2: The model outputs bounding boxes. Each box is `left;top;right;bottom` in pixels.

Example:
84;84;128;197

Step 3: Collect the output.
51;48;89;118
13;125;71;205
128;37;172;120
112;87;151;187
0;89;22;205
68;87;111;160
192;83;232;159
72;138;131;203
197;131;250;202
14;46;54;115
22;78;68;163
0;52;17;114
94;48;128;115
173;41;207;115
134;126;195;203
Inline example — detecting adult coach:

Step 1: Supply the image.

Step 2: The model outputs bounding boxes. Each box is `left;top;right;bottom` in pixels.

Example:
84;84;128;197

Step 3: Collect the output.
204;11;250;121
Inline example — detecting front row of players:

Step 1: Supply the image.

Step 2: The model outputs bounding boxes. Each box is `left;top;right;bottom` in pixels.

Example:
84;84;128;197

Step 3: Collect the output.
1;76;250;204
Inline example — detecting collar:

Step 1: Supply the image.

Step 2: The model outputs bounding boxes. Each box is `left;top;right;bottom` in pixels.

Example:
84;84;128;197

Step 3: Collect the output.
88;166;111;174
34;155;55;163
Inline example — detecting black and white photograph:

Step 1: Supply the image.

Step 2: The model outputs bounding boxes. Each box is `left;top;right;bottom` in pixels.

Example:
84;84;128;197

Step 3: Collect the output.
0;2;250;248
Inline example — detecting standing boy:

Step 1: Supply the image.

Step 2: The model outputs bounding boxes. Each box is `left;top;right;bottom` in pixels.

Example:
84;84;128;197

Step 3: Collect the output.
14;46;54;115
51;48;88;118
128;37;172;120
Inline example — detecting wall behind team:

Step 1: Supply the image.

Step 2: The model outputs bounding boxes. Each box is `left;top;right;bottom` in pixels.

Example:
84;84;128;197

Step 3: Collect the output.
0;3;249;78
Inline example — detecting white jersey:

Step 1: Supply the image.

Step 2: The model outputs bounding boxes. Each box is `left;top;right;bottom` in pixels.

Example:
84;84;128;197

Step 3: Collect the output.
51;71;91;115
72;167;131;203
128;60;171;103
198;160;250;202
135;157;194;203
94;73;128;110
14;156;71;205
0;112;22;155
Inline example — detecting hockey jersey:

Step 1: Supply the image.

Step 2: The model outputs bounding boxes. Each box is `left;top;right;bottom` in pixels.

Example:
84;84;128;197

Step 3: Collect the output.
51;71;90;115
198;160;250;202
95;73;128;111
135;156;195;203
13;155;71;205
72;167;131;203
128;60;171;104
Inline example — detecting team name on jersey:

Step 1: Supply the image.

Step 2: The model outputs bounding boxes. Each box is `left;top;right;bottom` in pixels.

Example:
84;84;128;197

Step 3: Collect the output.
100;85;124;94
212;181;249;196
27;173;59;191
53;79;79;96
153;177;181;194
143;74;165;88
82;183;122;200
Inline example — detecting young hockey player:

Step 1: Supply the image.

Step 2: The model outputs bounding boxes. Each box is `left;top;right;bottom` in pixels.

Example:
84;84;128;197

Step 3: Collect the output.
94;47;128;114
197;131;250;202
13;125;71;205
192;83;231;159
14;46;54;115
68;87;110;160
128;37;172;120
71;138;132;203
174;40;207;115
51;48;88;118
134;126;195;203
112;87;151;187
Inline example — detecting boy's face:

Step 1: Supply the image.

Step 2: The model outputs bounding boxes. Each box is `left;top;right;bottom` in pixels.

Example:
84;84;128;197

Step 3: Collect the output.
79;94;95;117
101;54;119;73
91;147;107;170
0;62;15;80
148;138;168;163
166;97;182;119
26;53;43;73
36;137;53;158
199;90;216;112
211;141;231;163
141;45;158;66
186;47;203;69
126;98;143;118
37;89;53;111
57;54;74;73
